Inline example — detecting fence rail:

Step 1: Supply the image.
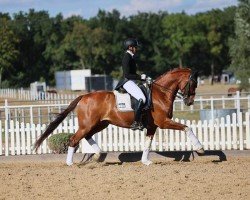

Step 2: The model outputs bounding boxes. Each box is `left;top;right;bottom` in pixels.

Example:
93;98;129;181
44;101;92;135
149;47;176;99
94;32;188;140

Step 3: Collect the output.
1;112;249;156
1;89;250;114
0;88;79;104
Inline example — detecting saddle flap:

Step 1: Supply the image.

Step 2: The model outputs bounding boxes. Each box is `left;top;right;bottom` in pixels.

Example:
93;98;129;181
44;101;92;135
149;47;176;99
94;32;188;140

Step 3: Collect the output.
113;90;133;112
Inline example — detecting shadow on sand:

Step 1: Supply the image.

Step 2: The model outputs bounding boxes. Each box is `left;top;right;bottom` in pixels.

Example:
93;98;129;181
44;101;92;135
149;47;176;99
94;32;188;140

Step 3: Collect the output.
117;150;227;163
78;150;227;165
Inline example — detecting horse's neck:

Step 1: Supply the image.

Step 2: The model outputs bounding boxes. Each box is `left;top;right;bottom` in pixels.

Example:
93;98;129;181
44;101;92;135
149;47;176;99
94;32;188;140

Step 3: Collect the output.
155;75;180;99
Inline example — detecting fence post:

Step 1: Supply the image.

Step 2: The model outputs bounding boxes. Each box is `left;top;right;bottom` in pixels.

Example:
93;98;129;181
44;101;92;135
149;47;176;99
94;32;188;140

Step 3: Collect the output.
30;106;33;126
199;96;203;110
222;96;225;109
4;99;9;156
215;118;220;150
203;120;208;150
232;113;237;150
246;112;250;149
236;91;241;119
209;119;214;150
238;112;243;150
248;95;250;113
221;117;226;150
0;121;2;155
226;115;232;150
210;97;214;122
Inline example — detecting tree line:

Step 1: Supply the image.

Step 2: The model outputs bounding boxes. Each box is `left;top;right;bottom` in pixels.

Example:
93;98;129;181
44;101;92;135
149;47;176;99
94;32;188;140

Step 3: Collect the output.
0;0;249;89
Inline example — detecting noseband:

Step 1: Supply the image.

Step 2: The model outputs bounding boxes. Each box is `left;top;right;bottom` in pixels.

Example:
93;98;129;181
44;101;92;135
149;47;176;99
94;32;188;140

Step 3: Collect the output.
179;75;197;99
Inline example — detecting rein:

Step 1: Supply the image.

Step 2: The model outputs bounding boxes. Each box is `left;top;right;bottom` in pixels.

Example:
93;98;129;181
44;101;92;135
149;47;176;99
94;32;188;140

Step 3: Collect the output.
152;81;183;99
152;74;197;100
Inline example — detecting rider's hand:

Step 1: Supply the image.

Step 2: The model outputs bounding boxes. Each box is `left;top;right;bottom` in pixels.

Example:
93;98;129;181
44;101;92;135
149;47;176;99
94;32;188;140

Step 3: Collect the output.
141;74;146;80
146;77;152;84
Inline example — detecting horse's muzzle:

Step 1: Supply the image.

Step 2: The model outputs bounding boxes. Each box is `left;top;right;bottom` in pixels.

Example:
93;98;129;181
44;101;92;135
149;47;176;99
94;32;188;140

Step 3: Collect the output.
184;98;194;106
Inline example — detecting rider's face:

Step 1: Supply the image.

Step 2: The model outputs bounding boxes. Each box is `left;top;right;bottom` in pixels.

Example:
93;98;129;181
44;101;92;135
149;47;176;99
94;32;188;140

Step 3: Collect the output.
128;46;137;54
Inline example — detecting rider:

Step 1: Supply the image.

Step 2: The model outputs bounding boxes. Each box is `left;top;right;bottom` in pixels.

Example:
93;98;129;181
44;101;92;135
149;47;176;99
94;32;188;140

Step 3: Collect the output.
115;38;146;131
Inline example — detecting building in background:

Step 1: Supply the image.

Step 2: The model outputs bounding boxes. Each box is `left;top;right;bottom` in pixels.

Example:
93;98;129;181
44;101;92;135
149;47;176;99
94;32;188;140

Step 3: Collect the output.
30;81;46;99
55;69;91;90
85;75;113;92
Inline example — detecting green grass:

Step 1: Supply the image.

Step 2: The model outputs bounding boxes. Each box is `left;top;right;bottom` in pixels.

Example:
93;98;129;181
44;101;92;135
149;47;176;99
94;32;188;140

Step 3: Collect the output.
173;111;200;121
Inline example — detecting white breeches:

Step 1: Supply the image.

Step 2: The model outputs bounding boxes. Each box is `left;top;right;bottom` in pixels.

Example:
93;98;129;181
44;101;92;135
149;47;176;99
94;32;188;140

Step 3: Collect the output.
123;80;146;103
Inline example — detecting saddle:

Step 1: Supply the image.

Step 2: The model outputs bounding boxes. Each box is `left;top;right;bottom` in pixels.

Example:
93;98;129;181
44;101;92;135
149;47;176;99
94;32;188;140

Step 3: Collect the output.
113;84;152;112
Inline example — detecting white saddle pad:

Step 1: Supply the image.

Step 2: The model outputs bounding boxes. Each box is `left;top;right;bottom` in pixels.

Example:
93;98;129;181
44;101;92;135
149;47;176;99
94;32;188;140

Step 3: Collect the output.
113;90;133;112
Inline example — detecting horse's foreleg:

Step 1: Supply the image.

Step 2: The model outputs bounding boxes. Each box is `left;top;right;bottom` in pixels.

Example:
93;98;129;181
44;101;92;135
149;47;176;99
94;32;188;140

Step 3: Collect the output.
184;127;204;153
141;126;157;166
158;119;204;153
141;136;153;165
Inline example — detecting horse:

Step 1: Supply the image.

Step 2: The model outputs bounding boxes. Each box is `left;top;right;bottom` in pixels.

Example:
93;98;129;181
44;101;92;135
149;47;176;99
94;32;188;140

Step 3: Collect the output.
227;87;241;97
34;68;204;166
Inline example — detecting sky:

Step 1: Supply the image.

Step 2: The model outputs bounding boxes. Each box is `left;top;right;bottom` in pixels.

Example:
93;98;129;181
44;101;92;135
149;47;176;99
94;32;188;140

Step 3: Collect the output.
0;0;238;19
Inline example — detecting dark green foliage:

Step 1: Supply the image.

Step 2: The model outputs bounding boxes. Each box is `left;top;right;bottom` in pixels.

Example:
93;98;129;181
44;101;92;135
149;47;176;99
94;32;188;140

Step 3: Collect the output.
0;6;240;87
48;133;73;154
229;0;250;90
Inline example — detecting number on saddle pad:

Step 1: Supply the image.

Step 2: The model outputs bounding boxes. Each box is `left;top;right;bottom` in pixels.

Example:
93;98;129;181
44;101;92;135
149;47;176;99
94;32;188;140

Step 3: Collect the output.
113;90;133;112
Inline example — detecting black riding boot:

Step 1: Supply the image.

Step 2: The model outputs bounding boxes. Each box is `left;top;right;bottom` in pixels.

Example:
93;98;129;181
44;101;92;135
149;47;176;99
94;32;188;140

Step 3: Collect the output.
131;99;144;131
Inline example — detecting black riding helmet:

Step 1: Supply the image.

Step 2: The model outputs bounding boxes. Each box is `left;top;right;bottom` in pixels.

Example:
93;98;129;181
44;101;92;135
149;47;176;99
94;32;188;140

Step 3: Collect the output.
124;38;140;49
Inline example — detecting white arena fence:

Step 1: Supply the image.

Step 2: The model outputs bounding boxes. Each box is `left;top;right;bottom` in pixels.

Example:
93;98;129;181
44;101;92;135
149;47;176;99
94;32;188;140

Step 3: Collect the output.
0;88;79;104
0;112;249;156
0;91;250;124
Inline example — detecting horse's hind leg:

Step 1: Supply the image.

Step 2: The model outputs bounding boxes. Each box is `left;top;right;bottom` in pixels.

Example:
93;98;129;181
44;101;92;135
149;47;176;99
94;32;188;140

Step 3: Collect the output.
81;122;109;163
66;121;109;166
66;128;85;166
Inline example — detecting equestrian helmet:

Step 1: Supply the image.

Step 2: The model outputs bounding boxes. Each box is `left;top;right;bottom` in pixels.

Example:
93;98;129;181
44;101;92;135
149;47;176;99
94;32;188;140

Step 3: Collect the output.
124;38;140;49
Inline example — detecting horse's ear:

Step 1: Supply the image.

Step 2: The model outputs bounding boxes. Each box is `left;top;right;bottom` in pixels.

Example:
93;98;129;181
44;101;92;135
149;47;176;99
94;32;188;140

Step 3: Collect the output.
191;70;199;82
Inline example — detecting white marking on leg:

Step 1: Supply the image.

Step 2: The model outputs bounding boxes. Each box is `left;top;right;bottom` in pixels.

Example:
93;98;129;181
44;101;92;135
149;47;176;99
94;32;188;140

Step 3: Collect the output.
87;138;101;154
66;146;75;166
141;136;153;165
185;127;203;150
87;138;102;161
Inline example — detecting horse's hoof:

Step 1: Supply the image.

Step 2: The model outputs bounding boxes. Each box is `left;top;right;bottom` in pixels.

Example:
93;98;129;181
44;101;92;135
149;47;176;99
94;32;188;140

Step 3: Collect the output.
196;148;205;154
142;160;153;166
93;153;101;162
66;162;73;166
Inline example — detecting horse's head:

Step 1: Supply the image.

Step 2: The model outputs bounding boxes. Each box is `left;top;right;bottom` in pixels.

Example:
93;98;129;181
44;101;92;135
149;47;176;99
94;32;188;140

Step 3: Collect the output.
178;70;198;106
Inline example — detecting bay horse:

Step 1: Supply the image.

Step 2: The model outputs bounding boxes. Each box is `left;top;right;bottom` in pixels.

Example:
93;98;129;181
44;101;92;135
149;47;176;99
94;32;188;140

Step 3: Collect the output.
34;68;204;166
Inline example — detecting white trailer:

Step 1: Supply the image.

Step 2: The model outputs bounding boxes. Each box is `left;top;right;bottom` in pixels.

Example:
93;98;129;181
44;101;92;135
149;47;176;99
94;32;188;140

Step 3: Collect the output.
55;69;91;90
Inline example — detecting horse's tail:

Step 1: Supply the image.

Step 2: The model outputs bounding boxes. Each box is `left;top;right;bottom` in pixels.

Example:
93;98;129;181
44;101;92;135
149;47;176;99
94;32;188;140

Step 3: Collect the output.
34;95;84;152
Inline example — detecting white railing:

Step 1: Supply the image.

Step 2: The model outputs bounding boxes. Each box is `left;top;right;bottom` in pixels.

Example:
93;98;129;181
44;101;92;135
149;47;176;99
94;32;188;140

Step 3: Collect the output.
0;112;249;156
174;91;250;114
0;88;78;104
1;89;250;113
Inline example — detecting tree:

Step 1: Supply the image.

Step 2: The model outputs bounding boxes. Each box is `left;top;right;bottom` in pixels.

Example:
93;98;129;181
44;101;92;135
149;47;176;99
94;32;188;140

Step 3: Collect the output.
88;9;128;77
11;9;54;86
230;0;250;90
0;17;19;87
130;12;169;77
207;25;223;85
162;13;204;69
58;22;112;74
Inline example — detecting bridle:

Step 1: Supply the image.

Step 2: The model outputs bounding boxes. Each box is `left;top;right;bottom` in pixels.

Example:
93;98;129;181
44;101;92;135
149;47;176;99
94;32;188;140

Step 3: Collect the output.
151;73;197;100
